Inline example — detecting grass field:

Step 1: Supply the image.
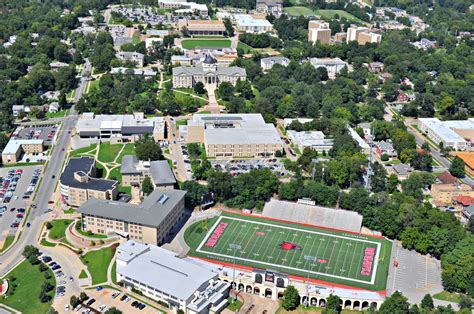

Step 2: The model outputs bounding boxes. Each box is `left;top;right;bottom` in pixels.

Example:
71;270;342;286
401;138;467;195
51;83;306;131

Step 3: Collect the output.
283;7;362;22
185;212;391;291
98;143;123;163
80;246;116;285
181;39;231;50
0;260;55;314
0;235;14;253
48;219;73;241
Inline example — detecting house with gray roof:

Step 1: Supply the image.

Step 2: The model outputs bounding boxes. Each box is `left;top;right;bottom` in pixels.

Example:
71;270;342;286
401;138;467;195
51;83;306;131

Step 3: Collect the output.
173;54;246;88
77;188;186;244
116;51;145;67
116;240;230;313
121;155;176;189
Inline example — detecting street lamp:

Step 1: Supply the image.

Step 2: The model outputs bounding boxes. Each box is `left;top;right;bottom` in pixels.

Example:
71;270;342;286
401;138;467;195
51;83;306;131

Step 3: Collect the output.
303;255;316;307
229;243;241;304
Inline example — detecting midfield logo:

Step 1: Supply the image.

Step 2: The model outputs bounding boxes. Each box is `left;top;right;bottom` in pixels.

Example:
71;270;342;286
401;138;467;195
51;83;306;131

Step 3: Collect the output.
279;241;302;251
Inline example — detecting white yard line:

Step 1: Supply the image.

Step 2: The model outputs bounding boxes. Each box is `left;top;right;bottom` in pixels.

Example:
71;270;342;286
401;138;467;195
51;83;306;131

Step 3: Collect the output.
197;216;382;285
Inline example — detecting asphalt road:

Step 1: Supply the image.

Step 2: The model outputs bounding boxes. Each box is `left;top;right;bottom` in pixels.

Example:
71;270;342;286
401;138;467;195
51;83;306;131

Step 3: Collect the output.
0;59;90;276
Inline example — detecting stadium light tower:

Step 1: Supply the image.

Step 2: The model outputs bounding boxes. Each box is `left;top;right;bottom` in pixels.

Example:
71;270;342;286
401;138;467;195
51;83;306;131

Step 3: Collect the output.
229;243;241;304
303;255;316;307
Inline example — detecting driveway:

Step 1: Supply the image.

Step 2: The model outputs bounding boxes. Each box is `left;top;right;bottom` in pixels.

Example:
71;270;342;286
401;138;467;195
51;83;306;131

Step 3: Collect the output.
87;288;160;314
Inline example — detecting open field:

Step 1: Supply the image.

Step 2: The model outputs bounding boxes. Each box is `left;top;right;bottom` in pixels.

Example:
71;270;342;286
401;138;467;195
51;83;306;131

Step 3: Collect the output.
80;246;116;285
0;260;55;314
181;39;231;50
283;7;362;22
185;212;391;291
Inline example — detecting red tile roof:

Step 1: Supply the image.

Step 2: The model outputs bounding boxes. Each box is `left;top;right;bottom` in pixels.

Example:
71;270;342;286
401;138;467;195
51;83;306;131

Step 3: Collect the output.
452;196;474;206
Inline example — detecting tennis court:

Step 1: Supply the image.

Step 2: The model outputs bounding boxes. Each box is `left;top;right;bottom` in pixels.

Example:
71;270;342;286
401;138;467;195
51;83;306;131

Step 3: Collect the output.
185;212;392;291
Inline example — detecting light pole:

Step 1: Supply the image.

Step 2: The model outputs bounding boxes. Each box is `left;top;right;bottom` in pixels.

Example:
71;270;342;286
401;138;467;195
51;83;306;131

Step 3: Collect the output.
229;243;241;304
303;255;316;308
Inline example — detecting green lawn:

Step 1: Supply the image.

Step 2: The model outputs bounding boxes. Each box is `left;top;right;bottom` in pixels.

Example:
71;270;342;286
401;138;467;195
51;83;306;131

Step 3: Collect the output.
63;208;76;214
185;212;392;291
77;228;108;239
117;143;135;164
87;79;100;94
48;219;73;241
132;33;141;44
181;39;231;50
283;6;317;16
108;166;121;181
69;144;97;158
78;269;88;279
174;91;208;106
0;235;14;253
80;246;116;285
40;239;57;247
314;9;363;22
0;260;55;314
433;291;467;303
237;42;253;54
46;109;69;119
226;298;243;312
176;119;189;127
111;261;117;285
98;143;124;163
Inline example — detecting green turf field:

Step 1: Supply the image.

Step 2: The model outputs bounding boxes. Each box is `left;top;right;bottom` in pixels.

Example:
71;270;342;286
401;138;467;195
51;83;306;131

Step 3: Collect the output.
181;39;231;50
185;212;391;291
283;7;362;22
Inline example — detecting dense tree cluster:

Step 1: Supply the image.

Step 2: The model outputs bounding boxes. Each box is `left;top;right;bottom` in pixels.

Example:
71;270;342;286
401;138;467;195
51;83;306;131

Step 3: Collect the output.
239;33;282;49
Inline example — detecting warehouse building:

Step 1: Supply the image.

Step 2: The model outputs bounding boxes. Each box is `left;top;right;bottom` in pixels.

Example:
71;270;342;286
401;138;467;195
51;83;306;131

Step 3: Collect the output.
121;155;176;188
418;118;474;151
76;112;165;142
60;157;119;207
77;189;186;244
180;114;283;158
116;240;230;313
287;130;334;153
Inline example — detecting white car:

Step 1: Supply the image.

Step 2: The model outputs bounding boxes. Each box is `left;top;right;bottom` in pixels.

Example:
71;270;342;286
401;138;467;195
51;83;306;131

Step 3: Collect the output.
64;304;70;311
98;304;106;312
74;304;82;311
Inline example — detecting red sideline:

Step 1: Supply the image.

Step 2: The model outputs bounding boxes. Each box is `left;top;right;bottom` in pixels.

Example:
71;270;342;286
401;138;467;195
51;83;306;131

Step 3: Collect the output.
194;257;387;295
222;210;386;239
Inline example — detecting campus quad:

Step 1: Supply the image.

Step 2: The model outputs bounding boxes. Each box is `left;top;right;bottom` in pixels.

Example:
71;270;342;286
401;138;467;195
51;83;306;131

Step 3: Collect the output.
185;212;392;291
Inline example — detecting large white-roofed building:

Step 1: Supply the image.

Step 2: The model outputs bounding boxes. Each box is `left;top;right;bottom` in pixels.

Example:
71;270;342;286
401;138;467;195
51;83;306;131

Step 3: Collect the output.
418;118;474;151
180;113;283;158
233;14;273;33
287;130;334;153
76;112;165;142
116;240;230;313
1;139;44;165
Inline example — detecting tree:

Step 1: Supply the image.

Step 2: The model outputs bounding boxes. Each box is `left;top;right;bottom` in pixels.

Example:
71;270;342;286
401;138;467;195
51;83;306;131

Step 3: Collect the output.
218;82;234;101
70;295;80;308
22;245;39;258
441;236;474;293
223;18;234;37
282;285;299;310
323;294;342;314
105;308;122;314
459;295;472;310
142;176;154;196
193;82;205;95
135;134;163;161
79;292;89;302
449;157;465;178
379;291;410;314
421;294;434;310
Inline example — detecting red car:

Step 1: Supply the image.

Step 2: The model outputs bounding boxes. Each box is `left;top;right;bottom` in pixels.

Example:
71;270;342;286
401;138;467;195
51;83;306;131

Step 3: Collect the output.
48;201;54;204
15;169;23;174
61;148;65;151
16;214;24;218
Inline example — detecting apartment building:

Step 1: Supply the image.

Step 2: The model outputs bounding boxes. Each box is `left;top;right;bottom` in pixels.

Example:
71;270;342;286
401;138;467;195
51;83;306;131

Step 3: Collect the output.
418;118;474;151
116;241;230;313
60;157;118;207
308;20;331;45
2;139;44;165
78;189;186;244
177;20;226;36
121;155;176;189
347;26;382;45
180;114;283;158
76;112;165;142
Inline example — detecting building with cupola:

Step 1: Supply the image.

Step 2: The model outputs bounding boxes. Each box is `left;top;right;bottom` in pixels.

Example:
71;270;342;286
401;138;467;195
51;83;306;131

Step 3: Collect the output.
172;54;246;88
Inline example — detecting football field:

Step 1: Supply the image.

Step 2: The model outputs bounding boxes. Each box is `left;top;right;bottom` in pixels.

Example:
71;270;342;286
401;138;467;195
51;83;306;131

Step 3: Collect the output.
185;212;392;291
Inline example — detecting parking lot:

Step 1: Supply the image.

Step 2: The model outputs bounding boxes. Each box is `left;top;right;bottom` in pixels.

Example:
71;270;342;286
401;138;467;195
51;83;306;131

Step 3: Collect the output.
85;288;157;314
12;124;59;146
210;159;288;177
0;165;42;245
